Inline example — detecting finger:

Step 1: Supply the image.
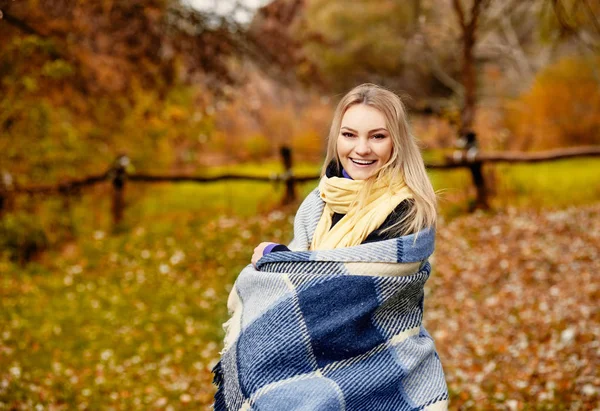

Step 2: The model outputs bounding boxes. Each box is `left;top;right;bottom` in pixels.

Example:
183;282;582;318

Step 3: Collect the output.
251;252;260;268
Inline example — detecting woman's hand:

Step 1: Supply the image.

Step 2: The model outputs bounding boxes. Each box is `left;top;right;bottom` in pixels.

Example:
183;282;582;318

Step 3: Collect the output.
251;242;277;269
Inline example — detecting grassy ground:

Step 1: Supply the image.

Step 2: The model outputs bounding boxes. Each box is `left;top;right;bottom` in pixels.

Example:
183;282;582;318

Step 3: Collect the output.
1;158;599;410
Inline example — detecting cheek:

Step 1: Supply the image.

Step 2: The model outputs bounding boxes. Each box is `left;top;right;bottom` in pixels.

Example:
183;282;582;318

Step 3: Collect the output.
379;141;394;162
336;136;347;156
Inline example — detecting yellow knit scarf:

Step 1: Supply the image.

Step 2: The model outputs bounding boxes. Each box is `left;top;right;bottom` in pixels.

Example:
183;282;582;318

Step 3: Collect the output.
310;174;413;250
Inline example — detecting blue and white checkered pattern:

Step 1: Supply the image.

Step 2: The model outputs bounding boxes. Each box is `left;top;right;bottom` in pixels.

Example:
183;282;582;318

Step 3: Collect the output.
213;190;448;410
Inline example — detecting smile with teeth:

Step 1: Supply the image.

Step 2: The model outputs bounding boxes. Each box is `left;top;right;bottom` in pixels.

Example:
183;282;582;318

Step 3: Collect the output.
350;158;376;166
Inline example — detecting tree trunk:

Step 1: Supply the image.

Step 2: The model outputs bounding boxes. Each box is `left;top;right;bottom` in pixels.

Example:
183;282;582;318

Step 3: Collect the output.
452;0;490;210
462;23;477;132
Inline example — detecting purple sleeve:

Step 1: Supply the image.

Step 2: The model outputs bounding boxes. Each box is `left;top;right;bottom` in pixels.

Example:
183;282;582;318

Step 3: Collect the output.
263;243;291;256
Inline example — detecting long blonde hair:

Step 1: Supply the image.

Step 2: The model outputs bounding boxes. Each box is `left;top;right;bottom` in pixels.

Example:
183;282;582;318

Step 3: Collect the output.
321;83;437;236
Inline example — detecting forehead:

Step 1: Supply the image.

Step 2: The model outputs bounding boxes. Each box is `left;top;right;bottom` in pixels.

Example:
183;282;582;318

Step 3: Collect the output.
341;104;387;129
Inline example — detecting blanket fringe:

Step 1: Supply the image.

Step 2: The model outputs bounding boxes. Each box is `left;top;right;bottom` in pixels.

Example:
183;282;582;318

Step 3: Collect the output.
212;359;224;387
212;360;227;410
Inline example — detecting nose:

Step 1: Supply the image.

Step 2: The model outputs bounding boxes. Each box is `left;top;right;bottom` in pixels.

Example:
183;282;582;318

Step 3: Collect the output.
354;137;371;156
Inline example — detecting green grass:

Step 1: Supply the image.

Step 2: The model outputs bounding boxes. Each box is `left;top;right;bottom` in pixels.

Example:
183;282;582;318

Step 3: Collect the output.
128;161;322;218
427;157;600;215
1;157;599;409
132;157;600;221
1;207;294;409
491;158;600;208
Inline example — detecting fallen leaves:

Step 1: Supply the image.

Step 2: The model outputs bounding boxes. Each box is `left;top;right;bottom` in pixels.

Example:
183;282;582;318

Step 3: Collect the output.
428;203;600;409
1;202;598;409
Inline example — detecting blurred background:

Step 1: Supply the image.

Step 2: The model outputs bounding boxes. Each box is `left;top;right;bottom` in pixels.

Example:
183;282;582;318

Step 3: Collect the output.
0;0;599;409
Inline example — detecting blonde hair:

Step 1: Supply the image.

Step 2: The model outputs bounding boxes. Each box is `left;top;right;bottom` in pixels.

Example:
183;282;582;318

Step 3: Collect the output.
321;83;437;237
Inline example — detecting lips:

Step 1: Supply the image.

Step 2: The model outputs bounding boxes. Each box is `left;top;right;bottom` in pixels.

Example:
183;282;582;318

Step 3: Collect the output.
350;158;376;166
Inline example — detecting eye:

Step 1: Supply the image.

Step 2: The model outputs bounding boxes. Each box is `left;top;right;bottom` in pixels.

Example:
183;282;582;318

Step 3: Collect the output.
372;133;387;140
341;132;355;138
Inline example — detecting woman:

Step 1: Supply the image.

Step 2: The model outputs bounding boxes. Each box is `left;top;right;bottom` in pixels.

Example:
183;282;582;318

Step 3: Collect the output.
214;84;448;411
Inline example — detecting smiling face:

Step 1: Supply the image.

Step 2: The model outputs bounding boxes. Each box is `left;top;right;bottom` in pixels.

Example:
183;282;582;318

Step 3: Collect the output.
336;104;394;180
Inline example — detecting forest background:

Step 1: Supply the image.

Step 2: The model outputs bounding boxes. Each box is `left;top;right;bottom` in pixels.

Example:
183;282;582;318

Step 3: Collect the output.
1;0;599;409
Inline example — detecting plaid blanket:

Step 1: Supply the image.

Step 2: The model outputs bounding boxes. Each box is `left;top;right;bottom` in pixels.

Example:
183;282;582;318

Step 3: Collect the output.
213;190;448;410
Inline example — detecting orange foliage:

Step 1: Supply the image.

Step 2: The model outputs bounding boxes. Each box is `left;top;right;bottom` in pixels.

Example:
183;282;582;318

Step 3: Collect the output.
210;86;332;164
503;56;600;150
411;115;456;149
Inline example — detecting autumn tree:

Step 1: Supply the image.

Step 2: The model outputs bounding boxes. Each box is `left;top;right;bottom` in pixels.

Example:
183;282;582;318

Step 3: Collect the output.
294;0;553;117
545;0;600;53
0;0;303;181
297;0;457;101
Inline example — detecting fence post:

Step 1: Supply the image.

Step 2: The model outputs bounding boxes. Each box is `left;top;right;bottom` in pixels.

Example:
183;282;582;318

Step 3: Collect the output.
469;161;489;210
459;131;489;210
111;155;129;226
0;171;14;218
280;146;296;205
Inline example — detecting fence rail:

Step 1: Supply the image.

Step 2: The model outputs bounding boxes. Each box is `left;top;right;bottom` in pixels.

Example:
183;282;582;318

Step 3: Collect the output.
456;145;600;163
1;145;599;224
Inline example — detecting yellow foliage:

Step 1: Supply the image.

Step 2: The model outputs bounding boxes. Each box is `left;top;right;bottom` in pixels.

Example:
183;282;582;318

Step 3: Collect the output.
244;134;272;162
166;106;188;122
210;89;332;164
292;131;323;160
504;56;600;150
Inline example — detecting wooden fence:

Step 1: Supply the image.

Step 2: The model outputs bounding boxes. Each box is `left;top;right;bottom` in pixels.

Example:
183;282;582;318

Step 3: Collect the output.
1;145;599;225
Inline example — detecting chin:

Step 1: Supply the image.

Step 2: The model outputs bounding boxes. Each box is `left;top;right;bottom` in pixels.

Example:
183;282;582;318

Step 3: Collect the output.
347;167;377;180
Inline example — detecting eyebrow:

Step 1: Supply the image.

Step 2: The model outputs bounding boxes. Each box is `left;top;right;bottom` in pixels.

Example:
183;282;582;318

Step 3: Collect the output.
341;126;389;133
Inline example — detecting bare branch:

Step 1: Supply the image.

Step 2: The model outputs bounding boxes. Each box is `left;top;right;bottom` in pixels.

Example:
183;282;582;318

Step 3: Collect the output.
2;11;45;37
499;14;535;79
582;0;600;36
419;33;465;95
452;0;467;30
477;0;525;35
413;14;464;97
551;0;600;52
552;0;577;34
468;0;491;31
